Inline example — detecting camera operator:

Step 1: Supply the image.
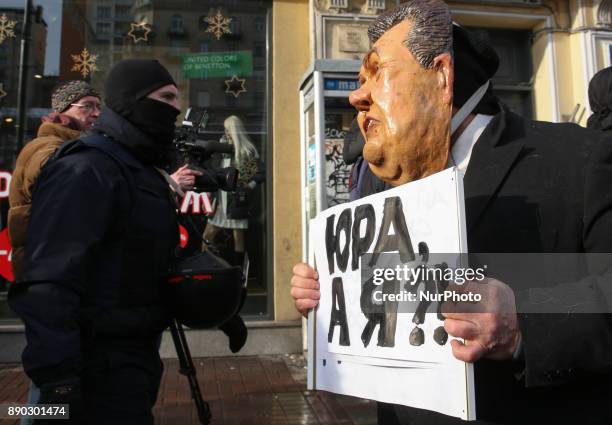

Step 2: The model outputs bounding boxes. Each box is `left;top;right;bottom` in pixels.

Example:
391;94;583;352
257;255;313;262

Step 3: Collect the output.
9;59;181;425
168;110;250;355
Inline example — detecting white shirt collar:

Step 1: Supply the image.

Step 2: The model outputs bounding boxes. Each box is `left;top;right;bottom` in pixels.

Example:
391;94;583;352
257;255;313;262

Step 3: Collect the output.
448;114;494;174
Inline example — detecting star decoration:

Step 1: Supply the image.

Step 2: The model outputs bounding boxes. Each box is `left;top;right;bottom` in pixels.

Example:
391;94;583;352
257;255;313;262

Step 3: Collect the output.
127;22;152;43
0;83;7;99
0;13;17;45
225;75;247;98
204;10;231;40
71;48;98;78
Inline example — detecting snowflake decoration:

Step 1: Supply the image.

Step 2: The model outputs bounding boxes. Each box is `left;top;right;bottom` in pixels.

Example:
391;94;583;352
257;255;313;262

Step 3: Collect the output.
204;10;231;40
225;75;246;98
0;14;17;45
71;48;98;78
0;83;7;100
127;22;152;44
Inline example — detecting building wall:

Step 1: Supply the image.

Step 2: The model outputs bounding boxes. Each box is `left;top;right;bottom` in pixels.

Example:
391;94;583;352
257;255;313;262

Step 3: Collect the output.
272;0;310;322
446;0;612;123
531;18;559;121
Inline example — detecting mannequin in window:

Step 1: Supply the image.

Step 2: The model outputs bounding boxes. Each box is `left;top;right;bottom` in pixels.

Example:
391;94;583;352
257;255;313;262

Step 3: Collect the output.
203;115;259;265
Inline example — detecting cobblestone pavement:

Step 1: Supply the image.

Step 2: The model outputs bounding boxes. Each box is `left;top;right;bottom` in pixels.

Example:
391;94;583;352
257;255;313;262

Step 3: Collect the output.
0;355;377;425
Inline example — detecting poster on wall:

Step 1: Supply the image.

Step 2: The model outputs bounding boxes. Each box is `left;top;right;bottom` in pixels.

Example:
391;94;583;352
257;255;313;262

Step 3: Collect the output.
324;114;350;206
307;168;476;420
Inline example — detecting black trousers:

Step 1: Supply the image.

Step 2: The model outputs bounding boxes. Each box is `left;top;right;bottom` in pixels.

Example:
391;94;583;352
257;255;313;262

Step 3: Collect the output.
83;339;163;425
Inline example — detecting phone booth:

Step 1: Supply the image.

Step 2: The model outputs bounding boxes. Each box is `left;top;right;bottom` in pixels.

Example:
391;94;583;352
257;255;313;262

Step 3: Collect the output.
298;59;361;261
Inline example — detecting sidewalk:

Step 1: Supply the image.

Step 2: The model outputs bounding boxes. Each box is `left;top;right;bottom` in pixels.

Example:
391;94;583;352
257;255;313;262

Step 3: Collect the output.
0;354;377;425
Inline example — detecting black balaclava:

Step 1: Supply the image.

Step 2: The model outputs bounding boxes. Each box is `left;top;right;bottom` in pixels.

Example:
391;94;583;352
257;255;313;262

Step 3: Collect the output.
587;66;612;131
104;59;179;163
452;25;500;115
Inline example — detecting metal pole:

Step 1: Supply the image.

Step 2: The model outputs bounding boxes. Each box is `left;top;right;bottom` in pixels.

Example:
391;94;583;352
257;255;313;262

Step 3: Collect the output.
16;0;32;154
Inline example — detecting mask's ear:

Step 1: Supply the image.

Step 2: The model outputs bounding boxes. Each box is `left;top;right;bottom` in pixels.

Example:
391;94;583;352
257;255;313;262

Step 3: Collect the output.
433;53;454;107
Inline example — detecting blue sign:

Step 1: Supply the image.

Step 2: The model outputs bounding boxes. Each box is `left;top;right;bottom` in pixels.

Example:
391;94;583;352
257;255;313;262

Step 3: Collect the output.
324;78;359;91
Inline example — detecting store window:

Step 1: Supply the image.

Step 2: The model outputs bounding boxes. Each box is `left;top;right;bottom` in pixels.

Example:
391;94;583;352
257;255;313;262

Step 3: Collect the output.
116;5;131;20
254;16;264;32
96;22;111;37
170;14;184;34
229;16;240;34
97;6;111;19
0;0;272;322
254;42;264;57
197;91;211;107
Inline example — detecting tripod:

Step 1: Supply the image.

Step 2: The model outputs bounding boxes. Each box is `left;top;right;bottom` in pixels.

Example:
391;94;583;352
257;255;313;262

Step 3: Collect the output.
169;319;212;425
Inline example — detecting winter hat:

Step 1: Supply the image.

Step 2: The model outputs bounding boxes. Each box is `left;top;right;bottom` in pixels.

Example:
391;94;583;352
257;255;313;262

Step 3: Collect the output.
99;59;180;165
452;24;500;115
104;59;176;117
51;80;100;113
587;66;612;131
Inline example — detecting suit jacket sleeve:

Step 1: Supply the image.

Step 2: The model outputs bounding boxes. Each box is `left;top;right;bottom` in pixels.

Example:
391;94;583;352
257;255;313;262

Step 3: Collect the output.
8;151;119;387
518;136;612;387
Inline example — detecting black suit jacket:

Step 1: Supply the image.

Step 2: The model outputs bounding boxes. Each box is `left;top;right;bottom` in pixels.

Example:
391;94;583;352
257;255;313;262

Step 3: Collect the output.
376;106;612;424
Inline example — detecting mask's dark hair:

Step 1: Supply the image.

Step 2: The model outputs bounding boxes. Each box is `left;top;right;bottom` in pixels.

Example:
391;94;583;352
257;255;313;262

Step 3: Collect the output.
367;0;452;69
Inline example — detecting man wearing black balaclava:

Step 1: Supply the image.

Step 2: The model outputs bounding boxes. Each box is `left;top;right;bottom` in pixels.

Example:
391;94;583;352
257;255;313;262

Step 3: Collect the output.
9;59;181;425
98;58;180;165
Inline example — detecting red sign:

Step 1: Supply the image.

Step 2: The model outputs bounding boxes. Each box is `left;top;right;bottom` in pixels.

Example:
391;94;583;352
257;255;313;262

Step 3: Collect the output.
179;191;216;215
179;224;189;249
0;171;12;199
0;228;14;282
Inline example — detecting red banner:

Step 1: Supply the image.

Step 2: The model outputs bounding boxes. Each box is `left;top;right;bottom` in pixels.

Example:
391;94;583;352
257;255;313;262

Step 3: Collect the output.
0;228;14;282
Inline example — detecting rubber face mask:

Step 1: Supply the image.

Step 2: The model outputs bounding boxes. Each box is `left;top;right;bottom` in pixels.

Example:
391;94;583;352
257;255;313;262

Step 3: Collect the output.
350;20;454;186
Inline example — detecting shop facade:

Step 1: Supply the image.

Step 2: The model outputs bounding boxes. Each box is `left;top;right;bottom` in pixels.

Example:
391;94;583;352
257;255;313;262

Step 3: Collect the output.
0;0;312;357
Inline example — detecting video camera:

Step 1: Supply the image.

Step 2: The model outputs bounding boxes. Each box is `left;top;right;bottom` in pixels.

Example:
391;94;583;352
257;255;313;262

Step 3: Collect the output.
173;107;237;192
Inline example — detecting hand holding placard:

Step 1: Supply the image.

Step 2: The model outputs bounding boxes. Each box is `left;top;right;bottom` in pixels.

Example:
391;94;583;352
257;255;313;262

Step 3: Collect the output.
442;278;521;362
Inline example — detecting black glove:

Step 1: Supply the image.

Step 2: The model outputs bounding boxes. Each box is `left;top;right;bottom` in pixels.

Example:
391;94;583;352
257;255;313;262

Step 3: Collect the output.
34;379;84;425
219;314;248;353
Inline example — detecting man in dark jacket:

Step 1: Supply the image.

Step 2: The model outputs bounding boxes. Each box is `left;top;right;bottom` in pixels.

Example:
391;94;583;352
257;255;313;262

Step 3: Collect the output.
9;59;181;425
291;1;612;424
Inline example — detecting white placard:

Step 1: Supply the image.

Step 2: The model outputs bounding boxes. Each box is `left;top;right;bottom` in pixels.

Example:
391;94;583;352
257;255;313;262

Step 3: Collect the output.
307;168;476;420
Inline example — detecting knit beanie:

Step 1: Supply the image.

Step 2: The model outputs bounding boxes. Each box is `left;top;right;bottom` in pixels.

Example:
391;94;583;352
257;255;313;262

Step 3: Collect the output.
587;65;612;131
99;59;179;165
104;59;176;117
51;80;100;113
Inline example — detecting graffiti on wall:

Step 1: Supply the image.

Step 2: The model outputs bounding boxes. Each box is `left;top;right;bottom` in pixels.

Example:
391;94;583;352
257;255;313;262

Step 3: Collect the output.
325;135;350;206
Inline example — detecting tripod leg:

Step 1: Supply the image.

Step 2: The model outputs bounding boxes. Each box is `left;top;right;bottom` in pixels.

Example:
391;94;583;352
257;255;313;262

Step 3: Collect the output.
170;320;212;425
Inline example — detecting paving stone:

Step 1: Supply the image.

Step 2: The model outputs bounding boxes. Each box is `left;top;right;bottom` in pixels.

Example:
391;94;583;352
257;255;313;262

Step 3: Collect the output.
0;355;376;425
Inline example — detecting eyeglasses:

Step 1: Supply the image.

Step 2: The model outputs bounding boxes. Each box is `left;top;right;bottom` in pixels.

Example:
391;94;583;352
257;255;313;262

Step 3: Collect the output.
70;102;102;112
